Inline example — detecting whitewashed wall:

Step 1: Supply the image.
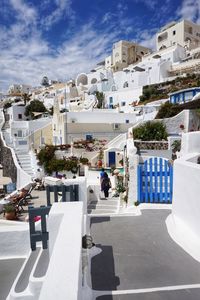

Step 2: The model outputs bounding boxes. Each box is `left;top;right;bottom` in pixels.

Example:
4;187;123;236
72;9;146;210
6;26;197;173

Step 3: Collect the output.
39;202;83;300
172;154;200;243
157;110;189;135
181;131;200;155
67;110;136;123
127;138;138;206
105;87;143;107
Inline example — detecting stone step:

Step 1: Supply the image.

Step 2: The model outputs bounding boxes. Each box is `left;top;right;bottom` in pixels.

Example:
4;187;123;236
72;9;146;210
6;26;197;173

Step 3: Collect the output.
17;155;30;159
19;162;31;166
88;209;117;215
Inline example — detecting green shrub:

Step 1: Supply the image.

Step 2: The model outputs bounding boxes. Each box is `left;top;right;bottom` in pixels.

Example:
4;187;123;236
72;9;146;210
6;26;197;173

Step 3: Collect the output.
171;140;181;153
79;157;89;165
4;204;16;213
155;102;181;119
37;145;56;165
132;121;168;141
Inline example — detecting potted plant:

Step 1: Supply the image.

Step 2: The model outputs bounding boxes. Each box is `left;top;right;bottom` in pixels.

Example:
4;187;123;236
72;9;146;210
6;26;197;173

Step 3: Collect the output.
171;140;181;160
119;158;124;166
4;204;17;220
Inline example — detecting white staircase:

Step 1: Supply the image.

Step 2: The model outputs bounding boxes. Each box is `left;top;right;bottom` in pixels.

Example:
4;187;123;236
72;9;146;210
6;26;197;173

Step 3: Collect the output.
15;150;35;178
87;186;119;215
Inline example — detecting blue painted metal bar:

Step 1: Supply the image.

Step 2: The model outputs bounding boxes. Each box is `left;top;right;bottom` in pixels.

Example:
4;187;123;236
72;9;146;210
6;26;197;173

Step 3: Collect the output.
149;158;153;203
159;158;163;203
154;157;158;202
164;160;168;201
144;160;148;203
169;165;173;203
137;165;141;202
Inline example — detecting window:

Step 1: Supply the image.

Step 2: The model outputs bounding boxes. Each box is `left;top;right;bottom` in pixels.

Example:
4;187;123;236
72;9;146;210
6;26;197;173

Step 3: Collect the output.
122;60;126;63
18;114;22;119
18;130;22;137
113;124;120;130
121;101;126;106
126;120;129;123
86;134;93;141
41;137;45;145
184;91;193;101
173;30;176;35
112;85;117;91
109;97;113;104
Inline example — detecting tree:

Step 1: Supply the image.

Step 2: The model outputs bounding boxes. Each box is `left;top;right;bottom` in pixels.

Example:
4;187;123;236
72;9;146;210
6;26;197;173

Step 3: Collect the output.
95;91;105;108
25;100;47;118
41;76;49;87
22;93;31;106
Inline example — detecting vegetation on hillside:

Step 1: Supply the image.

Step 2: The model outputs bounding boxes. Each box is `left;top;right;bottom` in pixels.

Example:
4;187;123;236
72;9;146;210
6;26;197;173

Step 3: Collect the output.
156;99;200;119
132;121;168;141
139;73;200;104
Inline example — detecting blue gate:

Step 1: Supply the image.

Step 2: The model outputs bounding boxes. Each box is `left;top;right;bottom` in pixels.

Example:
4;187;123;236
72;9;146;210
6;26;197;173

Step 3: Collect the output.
137;157;173;203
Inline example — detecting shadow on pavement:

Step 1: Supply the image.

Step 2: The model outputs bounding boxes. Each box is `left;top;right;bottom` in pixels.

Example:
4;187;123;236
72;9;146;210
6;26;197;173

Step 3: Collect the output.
90;217;110;225
91;244;120;291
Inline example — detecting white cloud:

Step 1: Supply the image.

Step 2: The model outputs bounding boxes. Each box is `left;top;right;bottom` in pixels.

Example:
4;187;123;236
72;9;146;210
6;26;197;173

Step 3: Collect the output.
41;0;75;29
176;0;200;23
10;0;37;24
136;28;157;50
131;0;157;10
0;21;119;91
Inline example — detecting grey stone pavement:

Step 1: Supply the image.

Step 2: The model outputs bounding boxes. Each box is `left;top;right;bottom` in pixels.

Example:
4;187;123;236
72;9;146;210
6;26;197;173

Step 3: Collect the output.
96;289;200;300
90;210;200;300
0;258;25;300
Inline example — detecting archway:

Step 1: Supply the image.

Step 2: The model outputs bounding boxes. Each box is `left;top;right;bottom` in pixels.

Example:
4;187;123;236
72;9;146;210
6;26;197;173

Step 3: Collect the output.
76;73;88;86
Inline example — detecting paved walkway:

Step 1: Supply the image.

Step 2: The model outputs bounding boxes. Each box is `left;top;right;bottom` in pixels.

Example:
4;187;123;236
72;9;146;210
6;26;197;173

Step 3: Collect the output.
90;210;200;300
0;258;25;300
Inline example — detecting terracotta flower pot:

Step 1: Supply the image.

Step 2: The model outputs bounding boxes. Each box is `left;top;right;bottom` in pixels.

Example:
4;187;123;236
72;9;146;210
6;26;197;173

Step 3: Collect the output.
5;211;16;220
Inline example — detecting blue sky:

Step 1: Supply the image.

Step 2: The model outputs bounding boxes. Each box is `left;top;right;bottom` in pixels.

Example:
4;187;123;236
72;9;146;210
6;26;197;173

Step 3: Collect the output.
0;0;200;91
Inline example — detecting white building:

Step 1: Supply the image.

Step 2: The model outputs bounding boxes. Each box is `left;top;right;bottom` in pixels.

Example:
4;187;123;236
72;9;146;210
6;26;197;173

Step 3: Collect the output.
105;40;151;72
156;20;200;51
52;97;138;145
8;84;32;95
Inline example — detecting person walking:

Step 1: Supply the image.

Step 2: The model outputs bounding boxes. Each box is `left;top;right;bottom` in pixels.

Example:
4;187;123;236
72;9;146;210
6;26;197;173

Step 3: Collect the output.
101;173;111;199
100;168;105;191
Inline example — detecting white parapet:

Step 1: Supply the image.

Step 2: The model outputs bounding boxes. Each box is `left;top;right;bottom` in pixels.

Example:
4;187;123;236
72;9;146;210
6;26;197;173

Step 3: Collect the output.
7;202;84;300
166;149;200;262
39;202;83;300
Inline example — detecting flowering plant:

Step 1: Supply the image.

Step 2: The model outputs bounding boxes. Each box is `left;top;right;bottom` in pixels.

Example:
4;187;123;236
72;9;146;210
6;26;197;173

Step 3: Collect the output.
179;124;184;130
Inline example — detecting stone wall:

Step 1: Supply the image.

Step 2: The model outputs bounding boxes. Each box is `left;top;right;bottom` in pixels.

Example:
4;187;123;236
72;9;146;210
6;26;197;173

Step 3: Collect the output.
134;140;168;150
0;135;17;183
